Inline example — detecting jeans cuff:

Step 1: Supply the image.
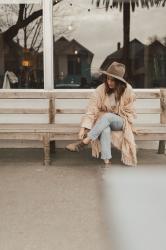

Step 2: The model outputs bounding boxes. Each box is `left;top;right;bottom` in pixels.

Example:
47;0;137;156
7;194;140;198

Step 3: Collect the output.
101;155;112;160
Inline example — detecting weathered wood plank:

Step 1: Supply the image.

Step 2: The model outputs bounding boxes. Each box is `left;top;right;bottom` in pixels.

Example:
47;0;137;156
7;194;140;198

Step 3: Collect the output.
55;99;88;109
56;109;85;114
54;114;82;124
0;123;165;131
54;92;161;99
158;89;166;153
0;99;49;108
0;123;79;129
0;140;42;149
0;114;49;124
135;123;166;127
0;128;79;133
53;113;160;124
43;134;50;166
160;89;166;124
135;134;166;140
0;131;166;141
0;90;51;99
49;127;166;134
0;133;43;140
53;89;160;99
1;126;165;135
0;89;160;99
0;108;48;114
49;98;55;123
55;108;161;114
49;133;166;141
134;89;160;99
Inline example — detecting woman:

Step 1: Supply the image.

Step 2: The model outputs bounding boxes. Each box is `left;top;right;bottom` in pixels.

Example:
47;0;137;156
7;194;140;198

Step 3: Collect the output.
66;61;138;167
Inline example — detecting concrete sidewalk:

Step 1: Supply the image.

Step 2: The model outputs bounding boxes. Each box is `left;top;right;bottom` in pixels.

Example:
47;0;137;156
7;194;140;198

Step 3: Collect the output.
0;148;165;250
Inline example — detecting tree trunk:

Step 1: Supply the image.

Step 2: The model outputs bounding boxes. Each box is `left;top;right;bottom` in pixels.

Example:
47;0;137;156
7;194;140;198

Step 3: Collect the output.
24;5;27;49
123;2;131;81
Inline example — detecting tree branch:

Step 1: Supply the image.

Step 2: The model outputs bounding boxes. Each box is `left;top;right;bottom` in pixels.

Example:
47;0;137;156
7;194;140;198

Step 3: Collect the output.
3;0;64;42
17;4;25;25
3;9;42;42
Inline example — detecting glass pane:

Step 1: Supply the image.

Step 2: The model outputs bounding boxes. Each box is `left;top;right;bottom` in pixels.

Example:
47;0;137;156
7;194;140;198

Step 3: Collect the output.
53;0;166;89
130;5;166;88
0;3;43;89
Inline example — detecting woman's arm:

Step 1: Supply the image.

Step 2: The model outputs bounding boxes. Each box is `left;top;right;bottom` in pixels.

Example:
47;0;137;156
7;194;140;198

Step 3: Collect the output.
120;86;137;124
80;89;101;130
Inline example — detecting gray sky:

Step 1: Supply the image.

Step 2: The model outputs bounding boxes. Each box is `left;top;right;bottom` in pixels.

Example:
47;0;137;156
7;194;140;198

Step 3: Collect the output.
54;0;166;72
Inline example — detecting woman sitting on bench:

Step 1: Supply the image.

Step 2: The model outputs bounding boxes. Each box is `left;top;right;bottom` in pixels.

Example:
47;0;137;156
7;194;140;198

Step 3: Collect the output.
66;62;138;167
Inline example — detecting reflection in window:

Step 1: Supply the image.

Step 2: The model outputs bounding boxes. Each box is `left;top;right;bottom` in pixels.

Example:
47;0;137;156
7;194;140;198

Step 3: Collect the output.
0;4;43;89
68;55;81;75
148;41;166;87
53;0;166;89
54;36;93;88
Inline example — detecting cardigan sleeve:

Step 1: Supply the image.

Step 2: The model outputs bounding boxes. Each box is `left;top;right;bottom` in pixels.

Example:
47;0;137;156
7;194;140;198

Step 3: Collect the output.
80;89;101;130
120;86;137;124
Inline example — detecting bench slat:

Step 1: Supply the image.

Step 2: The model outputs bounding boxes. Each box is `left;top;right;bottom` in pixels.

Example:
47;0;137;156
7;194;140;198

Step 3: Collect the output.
54;113;160;124
0;109;160;116
0;114;49;124
0;123;165;128
135;134;166;140
49;134;166;141
55;108;161;114
0;90;51;99
0;89;161;99
0;108;49;114
0;124;165;133
0;133;43;140
53;89;160;99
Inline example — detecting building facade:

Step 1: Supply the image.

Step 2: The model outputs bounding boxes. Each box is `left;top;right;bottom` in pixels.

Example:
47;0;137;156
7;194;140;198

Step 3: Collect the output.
101;39;166;88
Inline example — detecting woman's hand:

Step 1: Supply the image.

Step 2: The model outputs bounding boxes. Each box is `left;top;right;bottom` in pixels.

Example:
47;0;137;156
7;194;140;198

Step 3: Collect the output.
78;127;86;140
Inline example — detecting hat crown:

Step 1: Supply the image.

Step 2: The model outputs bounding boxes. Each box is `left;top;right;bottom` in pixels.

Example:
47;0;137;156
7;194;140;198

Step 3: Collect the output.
107;62;125;78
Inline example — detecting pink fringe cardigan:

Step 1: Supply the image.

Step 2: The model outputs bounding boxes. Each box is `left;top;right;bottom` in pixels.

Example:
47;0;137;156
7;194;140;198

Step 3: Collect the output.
81;83;138;166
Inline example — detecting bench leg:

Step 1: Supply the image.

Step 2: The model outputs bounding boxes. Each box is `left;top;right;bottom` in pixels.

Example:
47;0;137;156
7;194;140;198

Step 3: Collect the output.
43;136;51;166
158;140;166;154
50;141;56;153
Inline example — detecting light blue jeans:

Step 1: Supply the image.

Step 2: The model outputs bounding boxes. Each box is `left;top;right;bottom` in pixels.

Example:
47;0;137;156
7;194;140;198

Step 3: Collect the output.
87;113;124;160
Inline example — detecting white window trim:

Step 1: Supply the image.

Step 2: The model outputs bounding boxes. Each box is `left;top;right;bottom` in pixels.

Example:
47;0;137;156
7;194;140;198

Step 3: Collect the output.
0;0;54;89
43;0;54;89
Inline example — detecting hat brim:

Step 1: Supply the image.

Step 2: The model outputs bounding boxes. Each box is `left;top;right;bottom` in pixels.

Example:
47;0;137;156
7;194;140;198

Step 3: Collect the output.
100;70;128;85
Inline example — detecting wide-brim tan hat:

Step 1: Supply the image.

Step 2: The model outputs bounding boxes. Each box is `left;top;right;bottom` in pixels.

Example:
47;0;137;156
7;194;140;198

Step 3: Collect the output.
100;61;128;85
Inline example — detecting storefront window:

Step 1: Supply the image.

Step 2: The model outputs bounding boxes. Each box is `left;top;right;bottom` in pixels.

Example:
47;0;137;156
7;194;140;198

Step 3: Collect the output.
1;1;165;89
53;0;166;89
130;5;166;88
0;3;43;89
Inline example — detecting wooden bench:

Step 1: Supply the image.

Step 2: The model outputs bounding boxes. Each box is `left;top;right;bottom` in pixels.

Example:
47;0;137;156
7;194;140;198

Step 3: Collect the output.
0;88;165;165
0;90;53;165
50;88;166;161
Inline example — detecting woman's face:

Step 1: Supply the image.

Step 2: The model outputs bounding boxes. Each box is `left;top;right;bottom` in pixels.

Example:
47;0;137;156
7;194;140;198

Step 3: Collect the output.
107;76;116;89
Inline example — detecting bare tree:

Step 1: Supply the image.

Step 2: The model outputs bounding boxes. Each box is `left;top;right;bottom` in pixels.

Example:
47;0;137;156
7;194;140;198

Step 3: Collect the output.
1;1;63;44
0;1;75;52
